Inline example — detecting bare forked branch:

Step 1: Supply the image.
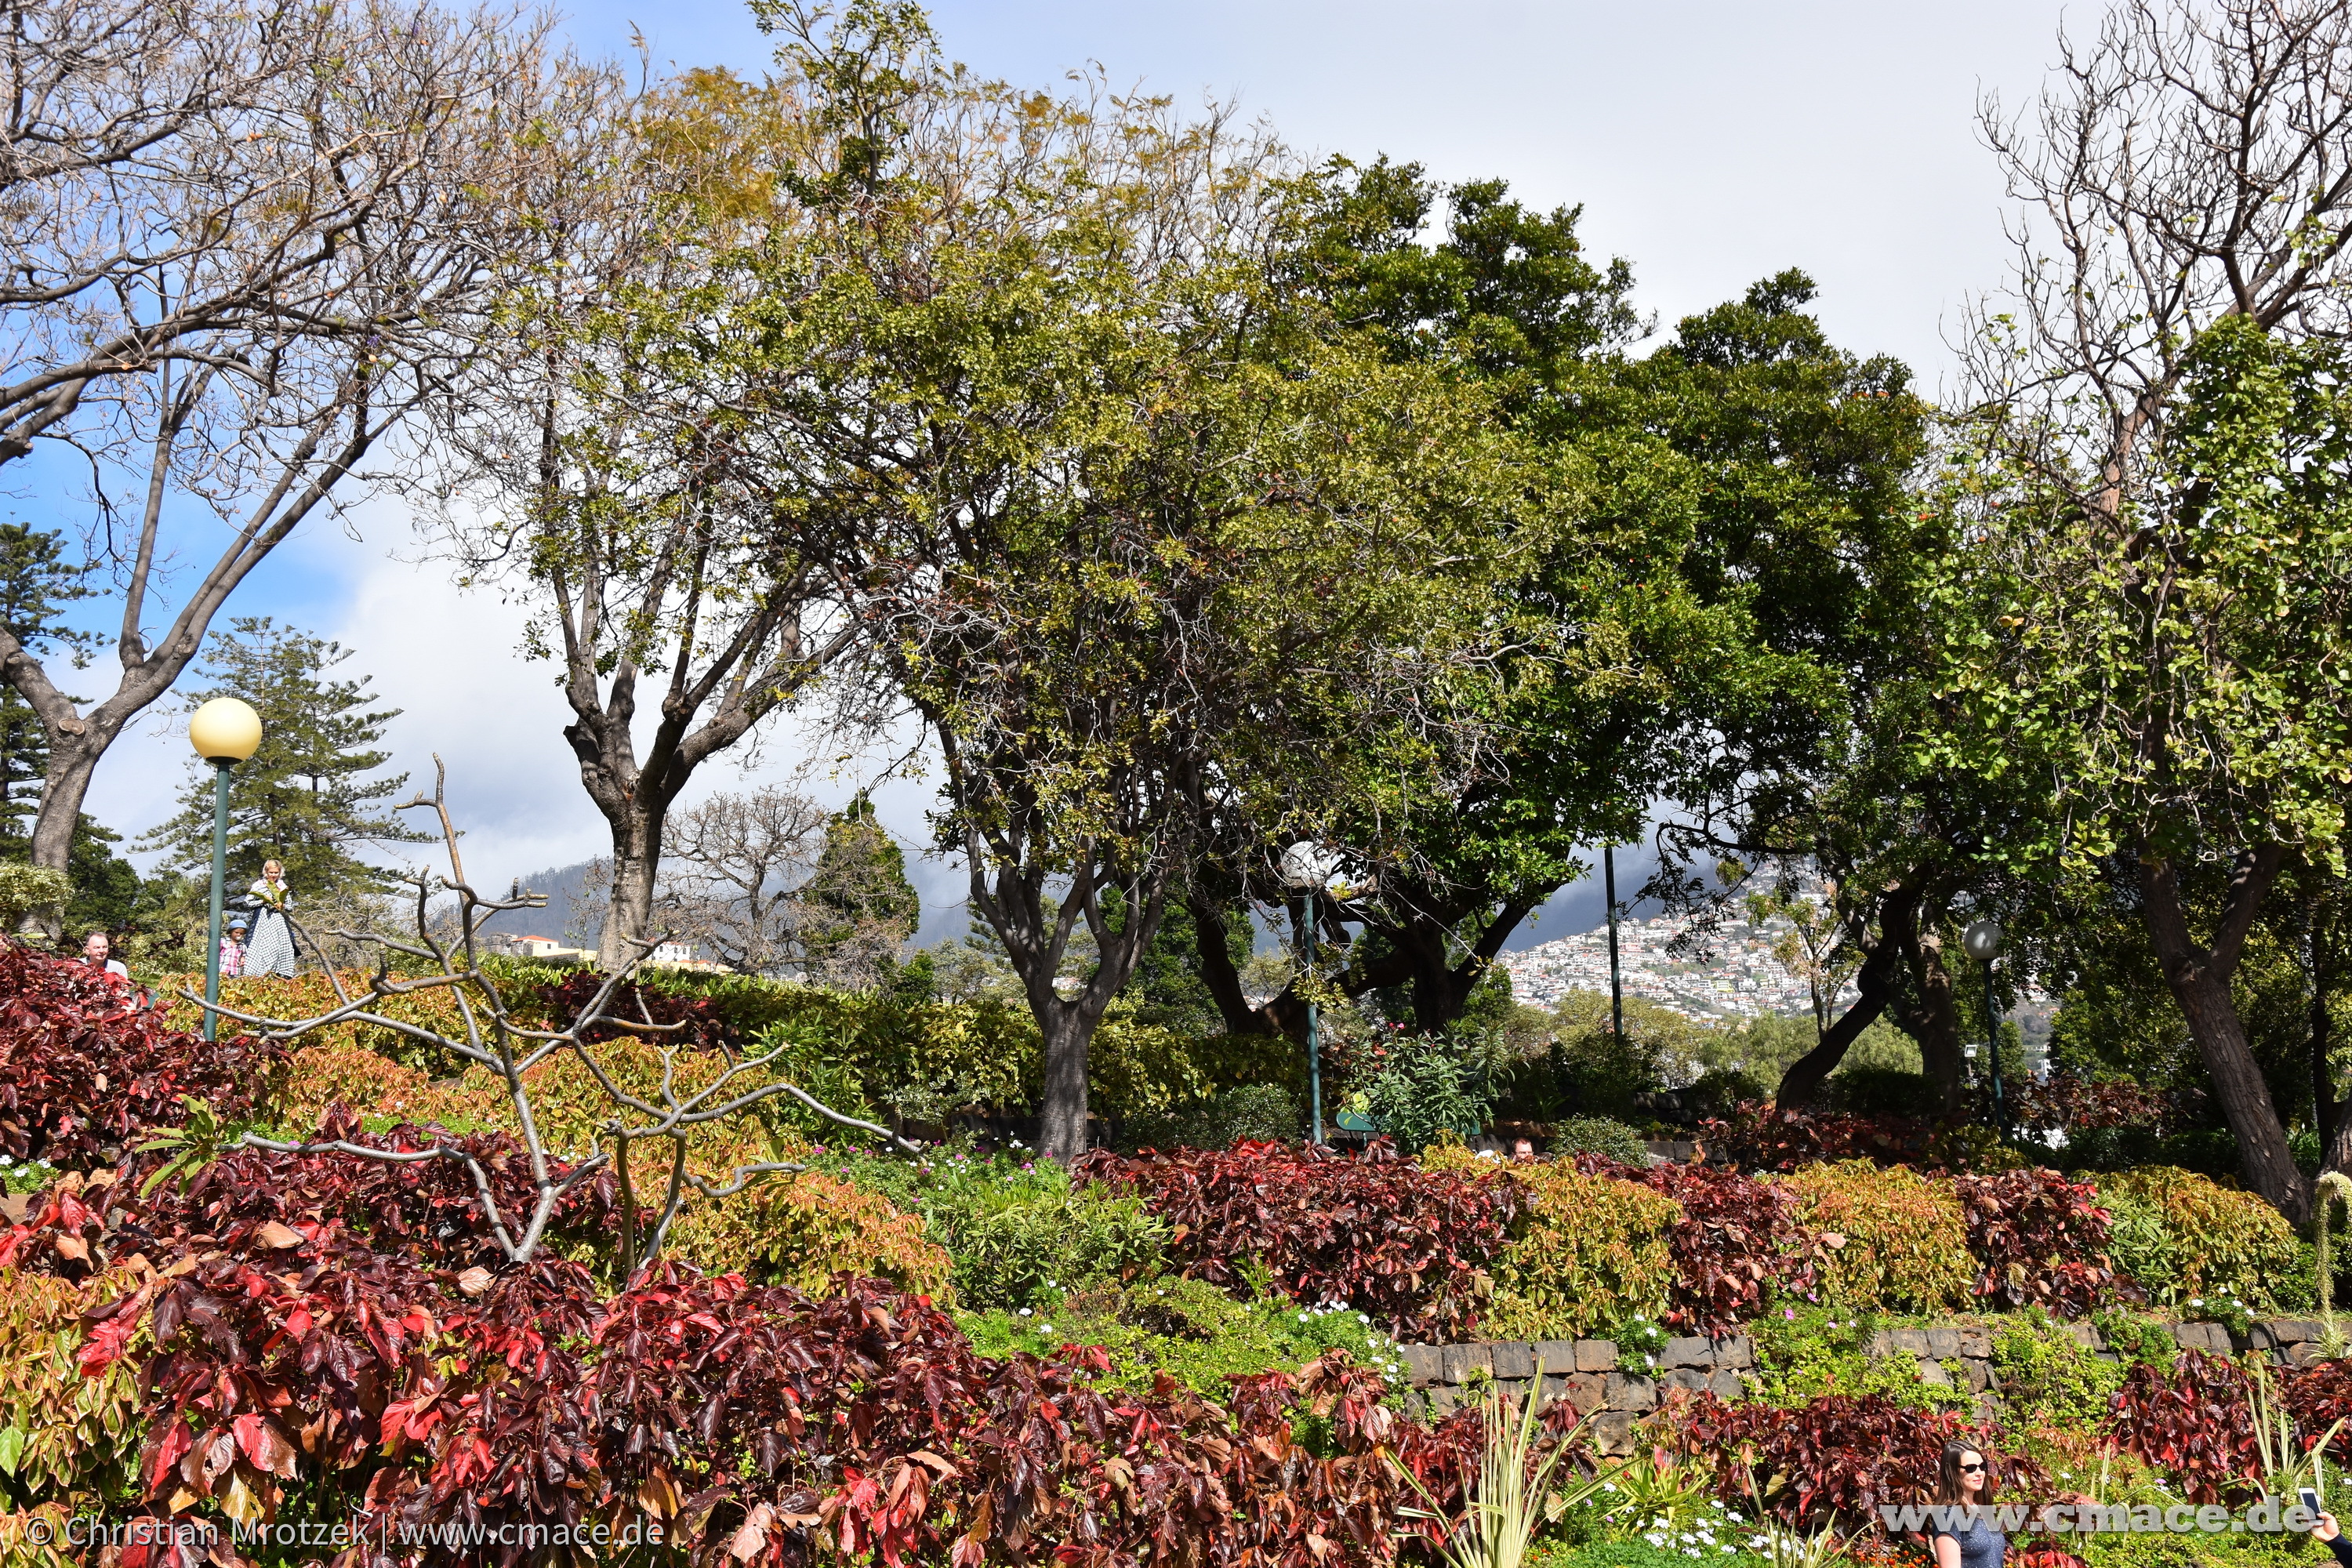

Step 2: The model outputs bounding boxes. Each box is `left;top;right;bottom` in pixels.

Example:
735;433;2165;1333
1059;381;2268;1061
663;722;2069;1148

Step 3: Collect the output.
185;768;918;1275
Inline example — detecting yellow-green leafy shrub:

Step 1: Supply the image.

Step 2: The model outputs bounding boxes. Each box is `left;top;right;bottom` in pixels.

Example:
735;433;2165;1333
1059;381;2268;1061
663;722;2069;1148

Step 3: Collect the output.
666;1168;951;1300
267;1044;446;1133
0;1262;145;1536
1483;1164;1681;1338
2095;1166;2303;1305
1783;1160;1973;1314
155;970;488;1073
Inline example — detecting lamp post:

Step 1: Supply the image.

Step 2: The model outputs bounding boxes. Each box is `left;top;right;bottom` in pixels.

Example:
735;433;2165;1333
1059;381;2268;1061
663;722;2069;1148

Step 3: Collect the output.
1281;840;1342;1145
187;698;261;1041
1962;917;2006;1139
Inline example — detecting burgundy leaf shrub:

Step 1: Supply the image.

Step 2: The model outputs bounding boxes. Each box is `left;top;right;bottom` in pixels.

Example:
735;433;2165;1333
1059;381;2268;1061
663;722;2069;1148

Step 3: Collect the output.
1076;1139;1524;1339
0;941;285;1166
1952;1169;2136;1317
2284;1359;2352;1465
2103;1349;2259;1504
1671;1391;2046;1530
534;970;732;1048
2008;1075;2186;1139
1631;1161;1823;1333
16;1136;1486;1568
1697;1102;1937;1174
0;1109;615;1280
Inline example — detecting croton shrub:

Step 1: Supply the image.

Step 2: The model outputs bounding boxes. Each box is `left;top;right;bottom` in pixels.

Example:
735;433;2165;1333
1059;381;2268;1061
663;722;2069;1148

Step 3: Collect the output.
1479;1163;1679;1340
2;1155;1485;1568
0;943;285;1167
1074;1141;1525;1340
1784;1160;1976;1316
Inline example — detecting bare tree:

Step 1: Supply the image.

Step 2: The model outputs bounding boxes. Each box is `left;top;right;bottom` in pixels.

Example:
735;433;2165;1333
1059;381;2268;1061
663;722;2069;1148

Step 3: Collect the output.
1962;0;2352;1217
0;0;330;462
658;786;829;975
0;1;621;915
197;760;911;1274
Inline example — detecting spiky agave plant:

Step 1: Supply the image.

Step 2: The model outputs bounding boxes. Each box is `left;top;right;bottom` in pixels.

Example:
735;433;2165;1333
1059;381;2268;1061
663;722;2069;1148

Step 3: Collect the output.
1397;1388;1623;1568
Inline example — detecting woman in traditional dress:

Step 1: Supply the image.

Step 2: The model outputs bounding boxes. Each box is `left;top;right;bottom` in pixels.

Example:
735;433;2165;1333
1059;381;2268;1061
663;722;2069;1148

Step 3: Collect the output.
245;859;297;977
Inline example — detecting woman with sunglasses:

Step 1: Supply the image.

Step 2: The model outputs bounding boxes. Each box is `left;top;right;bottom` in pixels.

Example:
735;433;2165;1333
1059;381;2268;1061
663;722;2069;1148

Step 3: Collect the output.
1928;1443;2005;1568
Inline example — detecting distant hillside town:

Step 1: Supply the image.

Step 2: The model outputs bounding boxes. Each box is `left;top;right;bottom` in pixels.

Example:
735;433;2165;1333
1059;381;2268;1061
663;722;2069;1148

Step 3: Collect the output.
1496;904;1860;1022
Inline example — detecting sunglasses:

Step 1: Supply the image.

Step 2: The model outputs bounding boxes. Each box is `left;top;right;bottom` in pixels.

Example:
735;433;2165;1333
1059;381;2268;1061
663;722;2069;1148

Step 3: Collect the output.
1959;1463;1988;1474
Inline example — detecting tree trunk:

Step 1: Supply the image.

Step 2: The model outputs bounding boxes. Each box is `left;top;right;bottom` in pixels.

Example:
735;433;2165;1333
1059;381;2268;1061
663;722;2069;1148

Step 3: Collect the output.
2140;846;2310;1221
598;808;665;970
1775;898;1914;1108
1036;1000;1093;1160
1904;924;1971;1118
2312;898;2337;1154
1188;893;1280;1036
20;728;108;935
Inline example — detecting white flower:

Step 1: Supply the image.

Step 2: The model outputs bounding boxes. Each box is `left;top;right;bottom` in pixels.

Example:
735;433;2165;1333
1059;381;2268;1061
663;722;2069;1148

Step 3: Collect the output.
1019;1308;1033;1317
1644;1536;1666;1548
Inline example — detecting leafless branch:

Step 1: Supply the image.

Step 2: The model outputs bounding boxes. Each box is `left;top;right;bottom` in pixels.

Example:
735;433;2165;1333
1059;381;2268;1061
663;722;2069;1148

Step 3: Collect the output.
187;764;917;1276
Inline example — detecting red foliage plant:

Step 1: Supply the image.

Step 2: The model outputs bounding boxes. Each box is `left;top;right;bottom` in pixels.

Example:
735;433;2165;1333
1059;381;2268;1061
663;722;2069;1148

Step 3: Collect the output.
1668;1391;2049;1532
13;1139;1486;1568
532;970;731;1049
1695;1103;1938;1174
2007;1075;2187;1139
1631;1161;1823;1334
1951;1169;2136;1318
0;941;285;1167
1076;1139;1526;1340
2280;1359;2352;1467
2103;1350;2259;1504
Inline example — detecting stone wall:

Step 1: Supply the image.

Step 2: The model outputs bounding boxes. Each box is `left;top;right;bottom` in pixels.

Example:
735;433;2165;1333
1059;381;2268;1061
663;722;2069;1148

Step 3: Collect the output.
1397;1317;2332;1454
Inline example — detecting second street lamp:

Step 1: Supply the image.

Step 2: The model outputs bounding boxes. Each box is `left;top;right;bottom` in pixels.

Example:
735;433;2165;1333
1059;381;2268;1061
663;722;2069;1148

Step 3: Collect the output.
187;698;261;1041
1961;917;2007;1140
1280;840;1344;1145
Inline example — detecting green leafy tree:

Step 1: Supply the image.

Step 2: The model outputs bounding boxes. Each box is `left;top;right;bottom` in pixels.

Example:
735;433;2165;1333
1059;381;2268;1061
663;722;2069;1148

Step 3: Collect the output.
1940;317;2352;1216
0;521;132;938
1254;158;1941;1081
1929;0;2352;1218
797;793;920;985
140;618;426;898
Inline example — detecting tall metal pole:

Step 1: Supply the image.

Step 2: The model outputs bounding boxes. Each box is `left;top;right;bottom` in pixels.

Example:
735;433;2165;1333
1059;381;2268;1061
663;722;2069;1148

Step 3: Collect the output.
1604;844;1624;1051
1302;895;1323;1145
1984;957;2007;1139
204;759;231;1042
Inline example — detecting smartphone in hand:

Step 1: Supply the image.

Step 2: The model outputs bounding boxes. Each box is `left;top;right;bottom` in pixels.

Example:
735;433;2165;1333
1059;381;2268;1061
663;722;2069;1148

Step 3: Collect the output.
2301;1488;2324;1518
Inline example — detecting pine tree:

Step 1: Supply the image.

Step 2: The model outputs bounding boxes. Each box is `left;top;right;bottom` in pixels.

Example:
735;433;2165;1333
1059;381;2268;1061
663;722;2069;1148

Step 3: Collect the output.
0;522;136;936
797;794;919;985
0;523;96;844
140;618;427;898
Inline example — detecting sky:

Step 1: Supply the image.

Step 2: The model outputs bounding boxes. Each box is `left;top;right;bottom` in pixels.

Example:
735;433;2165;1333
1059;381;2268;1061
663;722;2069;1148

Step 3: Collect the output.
51;0;2075;948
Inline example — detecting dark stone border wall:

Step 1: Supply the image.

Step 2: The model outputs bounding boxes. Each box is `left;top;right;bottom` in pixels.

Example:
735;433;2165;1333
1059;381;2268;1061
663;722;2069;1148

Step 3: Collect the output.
1396;1318;2332;1453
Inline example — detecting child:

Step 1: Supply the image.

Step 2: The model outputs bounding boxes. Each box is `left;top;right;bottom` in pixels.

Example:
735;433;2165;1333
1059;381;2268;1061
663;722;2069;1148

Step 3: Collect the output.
220;914;249;979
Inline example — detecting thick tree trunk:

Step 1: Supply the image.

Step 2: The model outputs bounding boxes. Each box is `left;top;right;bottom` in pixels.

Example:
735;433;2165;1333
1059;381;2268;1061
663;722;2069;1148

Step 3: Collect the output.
1775;895;1915;1108
597;810;665;970
20;729;108;935
1188;894;1280;1036
2140;846;2310;1221
1036;1000;1094;1160
1892;923;1971;1119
